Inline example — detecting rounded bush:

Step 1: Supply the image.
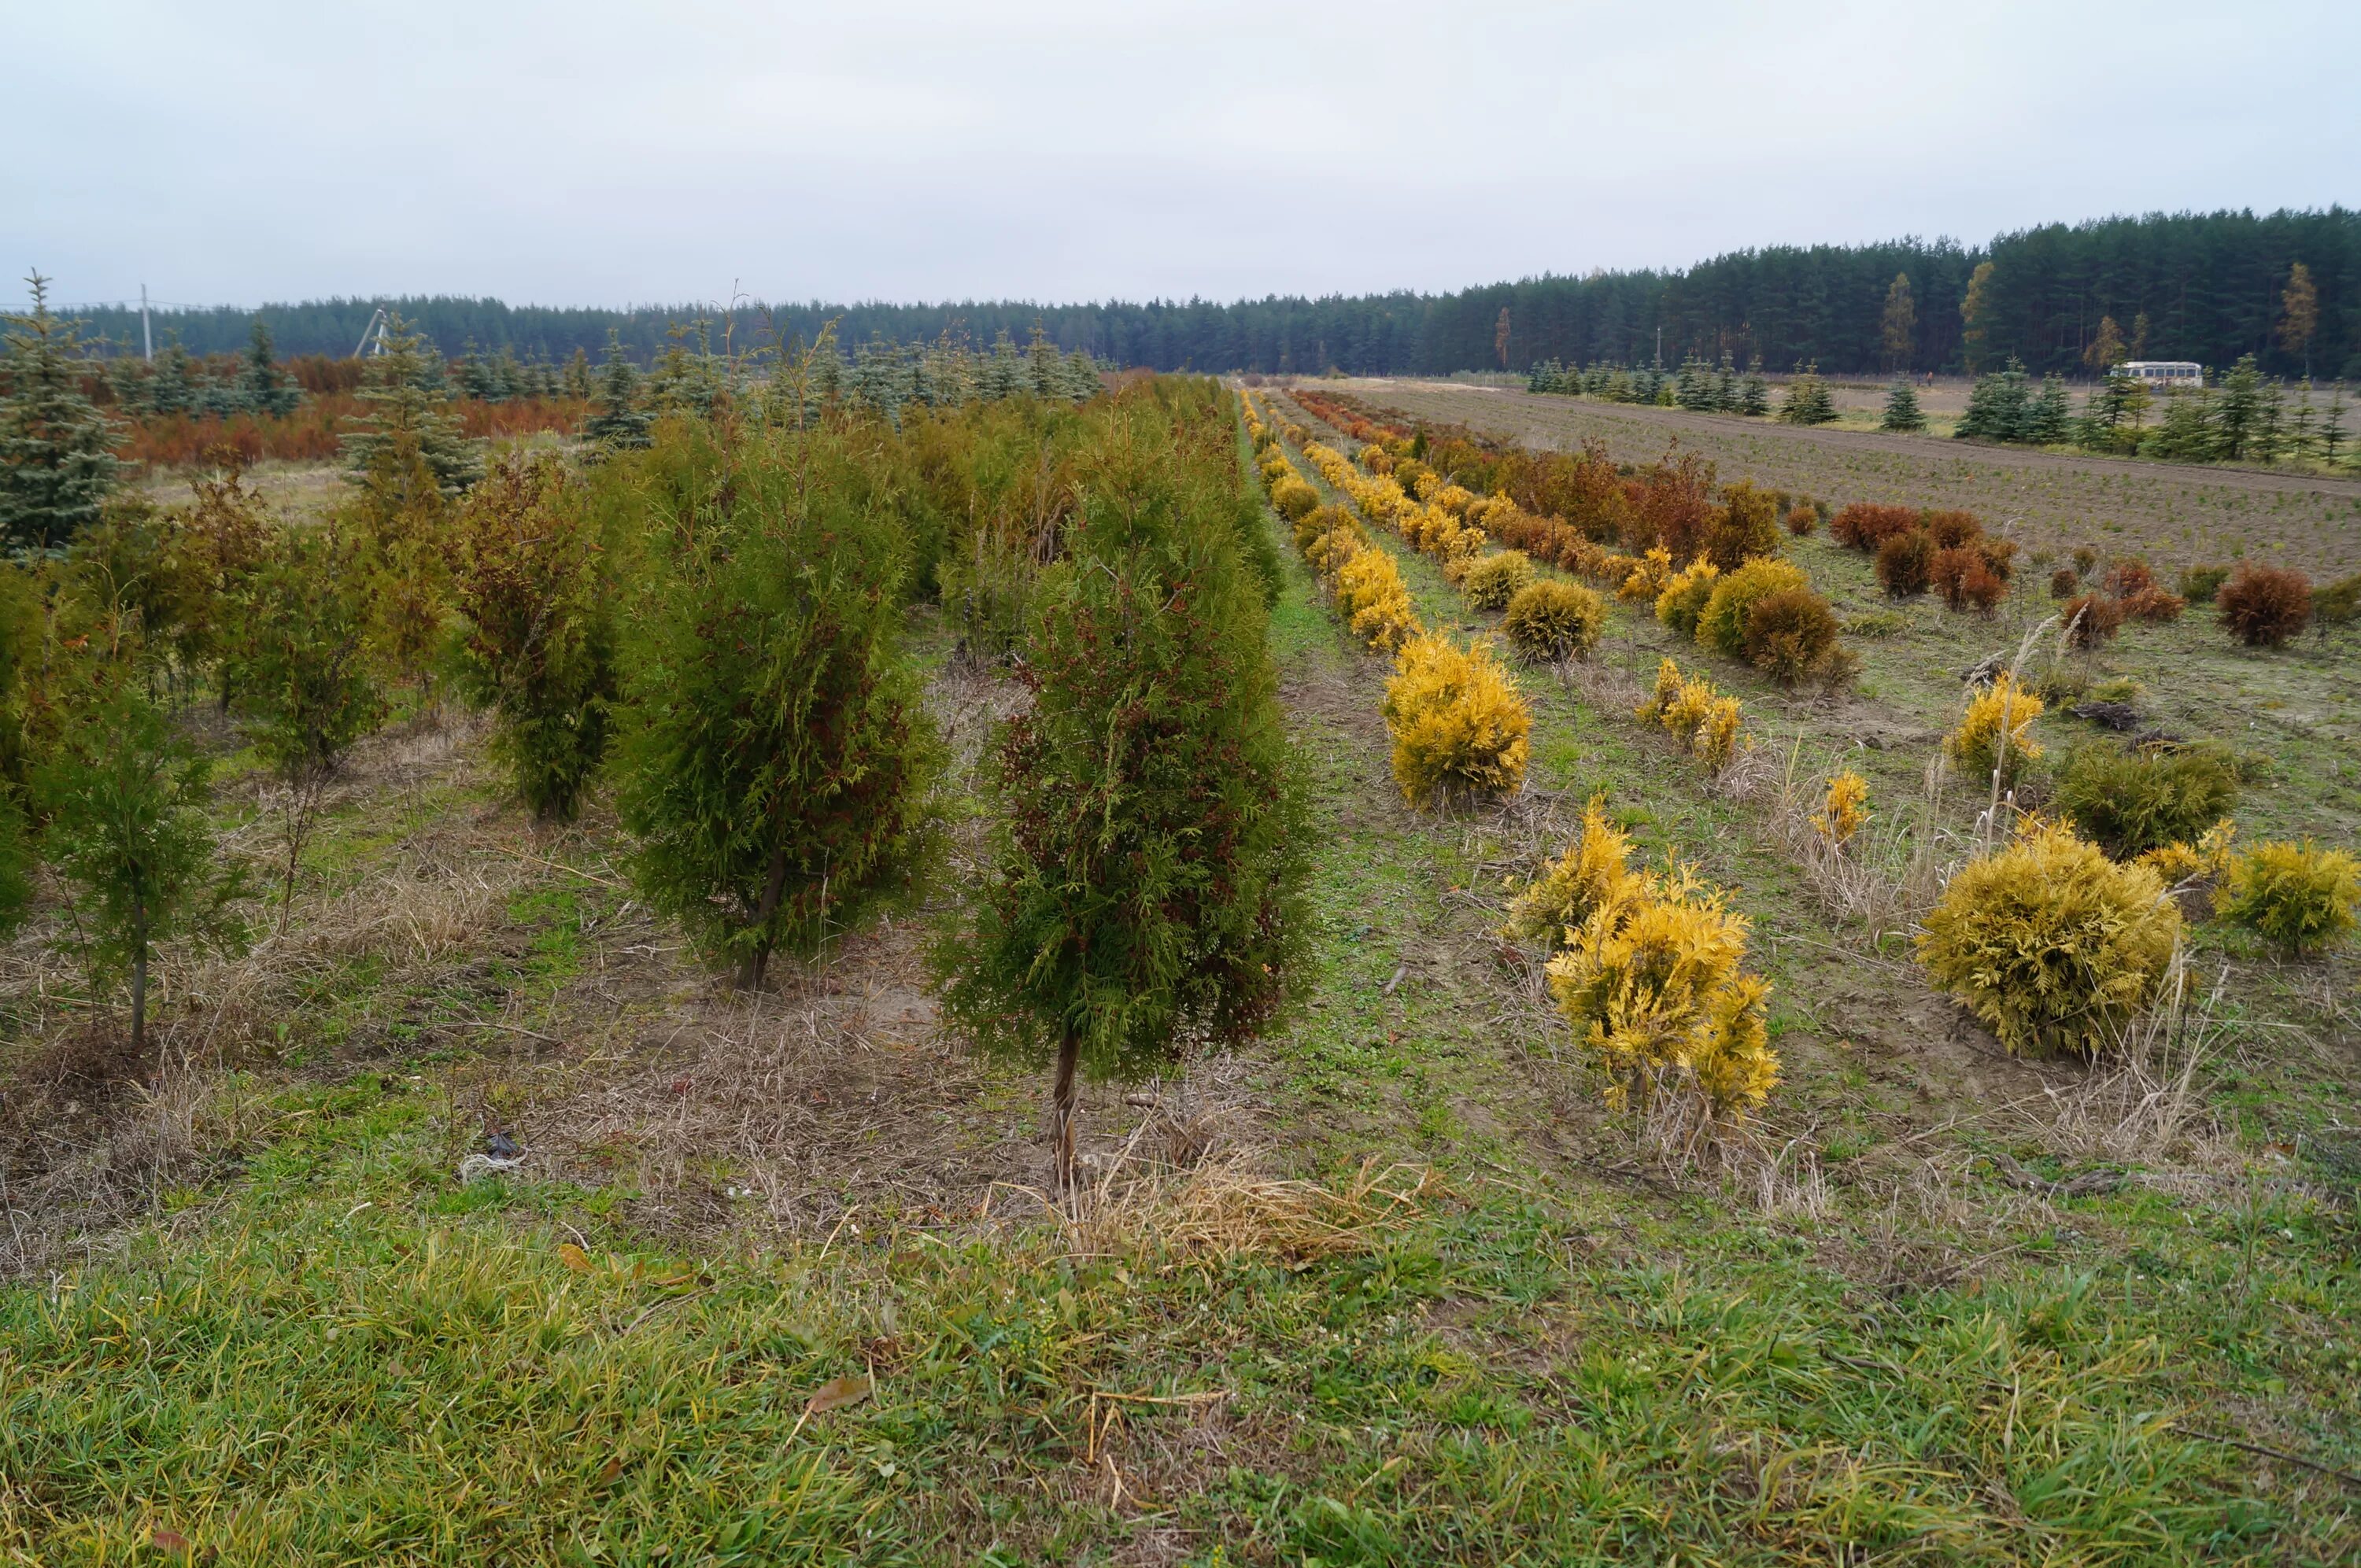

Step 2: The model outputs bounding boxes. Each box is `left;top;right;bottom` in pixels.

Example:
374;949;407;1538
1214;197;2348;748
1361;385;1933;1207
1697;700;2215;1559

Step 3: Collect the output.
1918;823;2182;1058
1923;508;1982;548
1697;556;1811;657
1875;529;1934;597
2061;592;2123;648
1502;580;1605;664
2055;743;2240;859
1270;475;1319;523
1830;502;1918;552
1383;634;1532;806
1946;673;2042;786
1461;550;1537;611
2218;564;2311;647
2219;841;2359;953
2178;564;2230;603
1783;504;1818;537
1931;546;2006;612
1653;559;1720;636
2049;566;2080;600
1741;586;1841;687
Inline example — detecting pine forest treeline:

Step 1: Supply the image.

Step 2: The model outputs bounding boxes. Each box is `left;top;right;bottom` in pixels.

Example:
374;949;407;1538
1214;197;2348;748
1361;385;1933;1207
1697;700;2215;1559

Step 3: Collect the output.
61;208;2361;382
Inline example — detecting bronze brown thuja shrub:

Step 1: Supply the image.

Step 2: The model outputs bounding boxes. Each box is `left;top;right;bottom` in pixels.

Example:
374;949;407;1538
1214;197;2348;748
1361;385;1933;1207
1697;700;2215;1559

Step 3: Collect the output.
1701;480;1782;569
1742;586;1842;687
1875;529;1934;596
2217;564;2311;647
1924;508;1982;548
1931;546;2006;611
2062;591;2123;648
1831;502;1919;552
1784;504;1817;537
2049;566;2081;600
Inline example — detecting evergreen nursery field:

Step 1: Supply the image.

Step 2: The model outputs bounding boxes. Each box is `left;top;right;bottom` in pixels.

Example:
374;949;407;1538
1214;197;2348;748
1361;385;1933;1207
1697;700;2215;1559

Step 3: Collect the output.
2;299;2360;1566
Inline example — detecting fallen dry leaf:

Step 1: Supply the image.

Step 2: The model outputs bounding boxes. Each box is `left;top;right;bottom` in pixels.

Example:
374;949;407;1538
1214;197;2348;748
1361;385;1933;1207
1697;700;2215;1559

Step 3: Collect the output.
804;1373;874;1415
559;1242;592;1272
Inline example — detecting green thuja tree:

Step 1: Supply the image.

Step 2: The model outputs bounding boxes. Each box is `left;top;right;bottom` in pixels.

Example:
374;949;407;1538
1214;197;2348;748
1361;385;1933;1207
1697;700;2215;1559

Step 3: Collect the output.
612;422;938;989
944;389;1310;1187
225;519;385;922
0;272;122;553
35;679;245;1056
1879;378;1926;432
563;346;593;400
582;331;652;450
451;452;615;821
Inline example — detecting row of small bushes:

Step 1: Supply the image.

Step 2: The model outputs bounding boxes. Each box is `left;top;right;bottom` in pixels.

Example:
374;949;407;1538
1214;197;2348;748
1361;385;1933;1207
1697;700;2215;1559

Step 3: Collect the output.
1653;555;1853;688
1252;397;1532;808
1638;659;1747;772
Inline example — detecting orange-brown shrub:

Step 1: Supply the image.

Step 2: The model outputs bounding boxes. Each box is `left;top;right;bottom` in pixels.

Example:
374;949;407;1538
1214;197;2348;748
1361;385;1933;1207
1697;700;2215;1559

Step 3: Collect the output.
1924;509;1982;548
1932;546;2007;611
2049;566;2081;599
2120;585;2186;623
1976;537;2018;581
1784;504;1817;537
2217;564;2312;647
2062;592;2124;648
1831;502;1919;552
1875;529;1934;596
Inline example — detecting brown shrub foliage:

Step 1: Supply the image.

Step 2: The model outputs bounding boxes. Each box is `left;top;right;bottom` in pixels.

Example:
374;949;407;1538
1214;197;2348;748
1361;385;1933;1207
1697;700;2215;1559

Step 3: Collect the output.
2049;566;2081;599
1875;529;1934;597
1923;508;1982;549
2063;592;2124;648
1783;504;1817;537
2217;564;2311;647
1932;546;2007;612
1742;587;1842;687
1831;502;1919;552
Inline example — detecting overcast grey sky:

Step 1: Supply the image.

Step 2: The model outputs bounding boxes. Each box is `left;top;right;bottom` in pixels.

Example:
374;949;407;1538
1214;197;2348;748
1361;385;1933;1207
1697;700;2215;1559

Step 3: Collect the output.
10;0;2357;310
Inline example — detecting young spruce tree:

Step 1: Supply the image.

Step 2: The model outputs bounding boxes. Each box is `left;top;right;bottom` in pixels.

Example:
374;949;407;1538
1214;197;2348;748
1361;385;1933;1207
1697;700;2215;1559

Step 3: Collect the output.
582;331;652;450
0;272;122;553
612;422;938;988
1879;378;1927;432
944;389;1310;1187
340;312;479;496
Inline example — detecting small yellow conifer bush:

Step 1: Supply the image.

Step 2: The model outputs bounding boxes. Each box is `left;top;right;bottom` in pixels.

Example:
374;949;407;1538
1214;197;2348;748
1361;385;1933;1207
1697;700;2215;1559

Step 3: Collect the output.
1506;795;1642;945
1336;550;1420;652
2217;839;2360;954
1653;558;1720;636
1617;545;1676;603
1292;502;1352;555
1305;521;1362;580
1545;876;1778;1120
1461;550;1537;611
1946;673;2044;786
1384;634;1532;806
1917;821;2182;1058
1814;771;1869;847
1271;475;1319;522
1501;580;1605;664
1433;483;1479;517
1639;659;1746;770
1696;557;1812;659
2137;817;2236;887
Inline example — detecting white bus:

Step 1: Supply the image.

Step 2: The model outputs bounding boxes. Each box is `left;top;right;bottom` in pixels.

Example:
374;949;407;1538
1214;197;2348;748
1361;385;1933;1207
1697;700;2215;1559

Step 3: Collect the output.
2120;360;2204;388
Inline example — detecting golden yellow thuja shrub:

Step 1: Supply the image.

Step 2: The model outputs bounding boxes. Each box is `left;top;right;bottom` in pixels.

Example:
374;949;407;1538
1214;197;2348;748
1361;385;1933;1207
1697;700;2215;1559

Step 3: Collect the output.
1814;771;1870;847
1384;633;1532;806
1918;819;2181;1057
1336;549;1421;652
1616;545;1676;603
1947;673;2044;784
1653;557;1720;636
2138;817;2236;886
1545;870;1778;1120
1506;795;1643;945
1408;470;1441;503
1433;483;1479;517
1357;442;1390;470
1639;659;1746;769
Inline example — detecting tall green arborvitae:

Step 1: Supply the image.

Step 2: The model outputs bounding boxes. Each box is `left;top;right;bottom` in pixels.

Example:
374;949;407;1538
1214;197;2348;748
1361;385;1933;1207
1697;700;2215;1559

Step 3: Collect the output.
340;312;478;496
238;319;302;417
0;273;123;553
563;346;593;400
36;677;247;1054
582;331;652;449
451;452;615;821
2215;356;2266;460
611;421;938;990
943;382;1311;1187
1879;378;1926;432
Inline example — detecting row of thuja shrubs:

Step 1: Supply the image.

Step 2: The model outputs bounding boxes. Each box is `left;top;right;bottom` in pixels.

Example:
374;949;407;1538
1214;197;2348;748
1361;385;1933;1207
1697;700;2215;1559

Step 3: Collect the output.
1830;502;2018;611
2044;552;2360;649
1247;399;1534;809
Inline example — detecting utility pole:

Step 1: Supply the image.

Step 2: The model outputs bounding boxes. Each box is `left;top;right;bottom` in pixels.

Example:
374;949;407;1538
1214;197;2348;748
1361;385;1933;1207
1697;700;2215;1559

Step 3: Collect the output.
140;283;153;362
1655;325;1663;368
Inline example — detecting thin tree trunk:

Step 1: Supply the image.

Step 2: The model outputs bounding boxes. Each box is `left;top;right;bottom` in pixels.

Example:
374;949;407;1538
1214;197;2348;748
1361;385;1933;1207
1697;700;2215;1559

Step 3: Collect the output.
130;894;148;1060
1051;1032;1081;1192
740;847;794;990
